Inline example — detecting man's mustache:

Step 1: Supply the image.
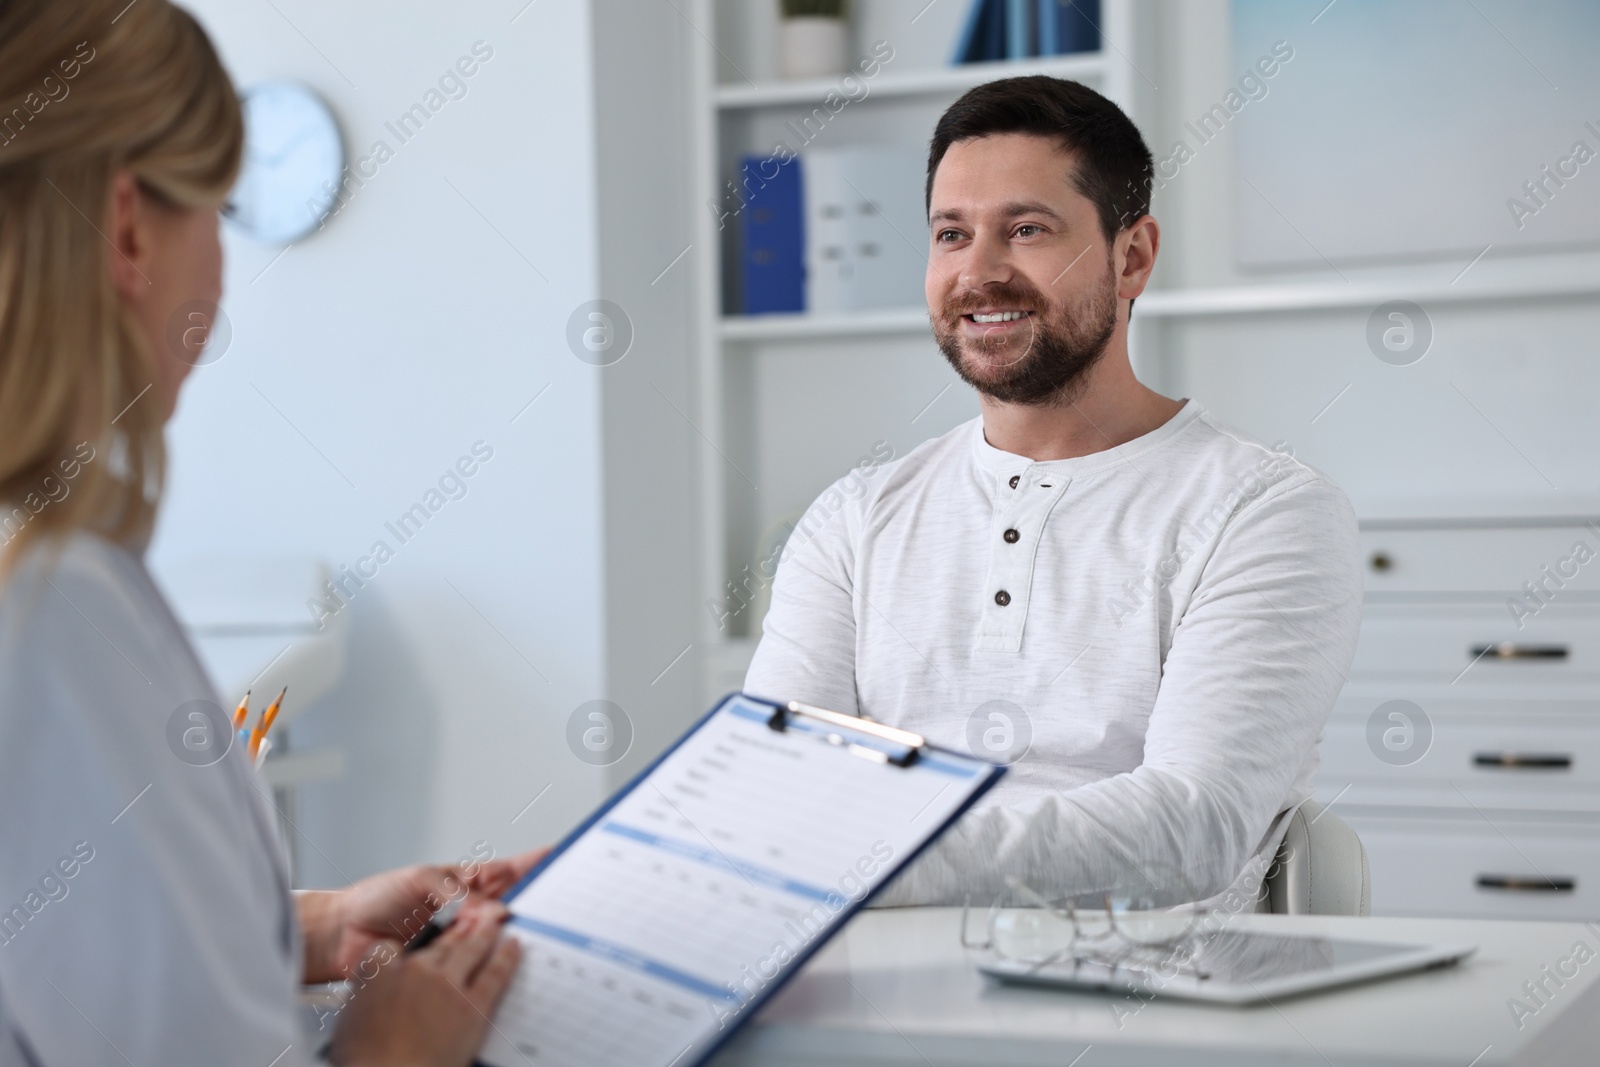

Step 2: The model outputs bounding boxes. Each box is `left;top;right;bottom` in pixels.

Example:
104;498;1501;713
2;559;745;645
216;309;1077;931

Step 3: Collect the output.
941;284;1048;320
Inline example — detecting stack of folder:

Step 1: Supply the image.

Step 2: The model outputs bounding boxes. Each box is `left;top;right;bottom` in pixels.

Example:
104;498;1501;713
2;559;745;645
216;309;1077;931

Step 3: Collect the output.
737;148;926;317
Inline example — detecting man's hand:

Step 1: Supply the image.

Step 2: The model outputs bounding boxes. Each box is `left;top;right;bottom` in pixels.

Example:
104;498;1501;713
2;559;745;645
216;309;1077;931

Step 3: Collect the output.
300;849;547;985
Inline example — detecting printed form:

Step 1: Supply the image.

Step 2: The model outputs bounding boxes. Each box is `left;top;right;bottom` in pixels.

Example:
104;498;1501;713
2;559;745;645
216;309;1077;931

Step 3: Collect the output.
477;694;998;1067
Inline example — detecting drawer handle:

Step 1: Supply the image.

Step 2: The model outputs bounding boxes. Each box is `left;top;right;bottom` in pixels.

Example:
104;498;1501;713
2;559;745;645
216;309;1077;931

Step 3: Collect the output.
1470;643;1569;661
1477;875;1576;893
1473;752;1574;770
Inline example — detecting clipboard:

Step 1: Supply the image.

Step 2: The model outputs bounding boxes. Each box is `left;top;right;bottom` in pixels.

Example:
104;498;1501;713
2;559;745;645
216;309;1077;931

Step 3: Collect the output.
476;692;1006;1067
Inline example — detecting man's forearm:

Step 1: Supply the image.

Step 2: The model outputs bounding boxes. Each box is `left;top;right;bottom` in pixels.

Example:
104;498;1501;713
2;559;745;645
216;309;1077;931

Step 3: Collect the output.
871;775;1266;910
872;797;1087;908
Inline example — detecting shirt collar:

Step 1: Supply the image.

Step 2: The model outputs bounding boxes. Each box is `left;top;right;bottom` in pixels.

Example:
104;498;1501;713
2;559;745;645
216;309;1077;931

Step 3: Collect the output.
969;398;1202;477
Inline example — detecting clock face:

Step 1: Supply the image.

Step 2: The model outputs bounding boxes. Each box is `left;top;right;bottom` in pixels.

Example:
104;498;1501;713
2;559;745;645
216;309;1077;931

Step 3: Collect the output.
227;82;344;245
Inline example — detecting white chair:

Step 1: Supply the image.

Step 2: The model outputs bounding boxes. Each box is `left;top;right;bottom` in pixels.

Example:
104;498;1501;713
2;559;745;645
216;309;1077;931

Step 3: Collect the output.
1262;800;1372;916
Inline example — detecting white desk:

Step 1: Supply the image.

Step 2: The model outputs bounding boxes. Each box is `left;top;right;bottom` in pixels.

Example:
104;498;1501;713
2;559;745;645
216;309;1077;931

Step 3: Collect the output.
709;908;1600;1067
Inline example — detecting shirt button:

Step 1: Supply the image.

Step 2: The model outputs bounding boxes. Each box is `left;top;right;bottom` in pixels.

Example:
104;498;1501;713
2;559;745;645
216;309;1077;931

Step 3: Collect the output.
1008;475;1020;489
1003;528;1020;543
994;590;1011;606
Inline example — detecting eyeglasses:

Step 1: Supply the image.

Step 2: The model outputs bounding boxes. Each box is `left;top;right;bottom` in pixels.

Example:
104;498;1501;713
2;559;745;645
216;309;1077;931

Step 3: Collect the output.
959;866;1212;979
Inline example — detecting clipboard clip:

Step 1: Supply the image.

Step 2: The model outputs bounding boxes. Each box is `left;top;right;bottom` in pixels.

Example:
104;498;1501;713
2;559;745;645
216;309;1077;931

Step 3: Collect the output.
767;701;926;768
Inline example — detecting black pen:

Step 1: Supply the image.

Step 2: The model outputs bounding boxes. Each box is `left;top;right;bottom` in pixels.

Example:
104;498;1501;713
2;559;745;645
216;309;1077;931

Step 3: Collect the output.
407;897;462;952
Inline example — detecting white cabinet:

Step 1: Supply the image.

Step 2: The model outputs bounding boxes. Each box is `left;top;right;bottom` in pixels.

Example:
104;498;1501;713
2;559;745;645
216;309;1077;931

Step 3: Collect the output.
1317;517;1600;919
1349;607;1600;683
1321;705;1600;800
1348;815;1600;921
1360;524;1600;597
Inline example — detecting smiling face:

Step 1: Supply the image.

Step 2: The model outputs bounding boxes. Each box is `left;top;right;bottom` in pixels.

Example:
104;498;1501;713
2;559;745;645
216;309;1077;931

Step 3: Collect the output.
926;133;1121;406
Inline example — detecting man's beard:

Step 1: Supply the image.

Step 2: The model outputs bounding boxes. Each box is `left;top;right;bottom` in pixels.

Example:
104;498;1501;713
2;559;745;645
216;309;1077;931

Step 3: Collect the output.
933;267;1119;407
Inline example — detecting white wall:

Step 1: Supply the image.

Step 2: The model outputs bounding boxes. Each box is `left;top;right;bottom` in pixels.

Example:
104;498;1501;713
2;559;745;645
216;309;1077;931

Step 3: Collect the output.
154;0;613;885
590;0;709;789
1137;0;1600;516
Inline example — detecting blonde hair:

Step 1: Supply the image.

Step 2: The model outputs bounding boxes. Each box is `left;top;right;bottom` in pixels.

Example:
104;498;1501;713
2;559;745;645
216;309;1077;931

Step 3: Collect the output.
0;0;241;575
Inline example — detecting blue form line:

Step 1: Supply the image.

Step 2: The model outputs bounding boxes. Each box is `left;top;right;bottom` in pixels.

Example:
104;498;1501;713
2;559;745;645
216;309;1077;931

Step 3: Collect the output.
601;822;836;903
727;700;779;726
510;915;740;1002
919;754;980;778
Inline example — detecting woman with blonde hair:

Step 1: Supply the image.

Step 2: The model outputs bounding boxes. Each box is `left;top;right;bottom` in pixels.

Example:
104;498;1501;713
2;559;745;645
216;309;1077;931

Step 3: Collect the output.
0;2;534;1063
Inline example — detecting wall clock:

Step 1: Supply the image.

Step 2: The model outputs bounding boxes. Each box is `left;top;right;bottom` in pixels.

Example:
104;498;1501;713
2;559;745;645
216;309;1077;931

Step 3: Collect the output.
226;82;344;245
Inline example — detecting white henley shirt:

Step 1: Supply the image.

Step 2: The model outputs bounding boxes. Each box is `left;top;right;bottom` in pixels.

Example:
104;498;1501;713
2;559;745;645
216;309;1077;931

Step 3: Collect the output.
744;400;1363;910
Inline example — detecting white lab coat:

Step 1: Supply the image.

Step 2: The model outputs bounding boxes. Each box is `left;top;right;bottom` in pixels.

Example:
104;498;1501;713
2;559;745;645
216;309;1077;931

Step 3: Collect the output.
0;532;319;1066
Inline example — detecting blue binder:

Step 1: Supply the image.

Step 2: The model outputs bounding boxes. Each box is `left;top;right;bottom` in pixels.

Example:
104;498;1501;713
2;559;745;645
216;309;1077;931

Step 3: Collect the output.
1042;0;1100;54
739;155;805;315
1007;0;1032;58
1038;0;1058;54
952;0;1007;63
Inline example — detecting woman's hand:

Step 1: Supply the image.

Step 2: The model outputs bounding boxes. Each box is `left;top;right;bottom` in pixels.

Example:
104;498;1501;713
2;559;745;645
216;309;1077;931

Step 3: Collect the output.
300;849;548;985
327;905;522;1067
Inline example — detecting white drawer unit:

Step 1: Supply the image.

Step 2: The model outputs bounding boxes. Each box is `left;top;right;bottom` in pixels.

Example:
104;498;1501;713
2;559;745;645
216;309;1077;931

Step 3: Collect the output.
1320;515;1600;920
1345;814;1600;921
1351;605;1600;683
1331;700;1600;793
1360;523;1600;597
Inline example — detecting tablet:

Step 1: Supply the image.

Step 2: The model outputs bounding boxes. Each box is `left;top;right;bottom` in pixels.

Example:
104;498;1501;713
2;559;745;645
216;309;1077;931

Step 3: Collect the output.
477;693;1005;1067
980;927;1476;1005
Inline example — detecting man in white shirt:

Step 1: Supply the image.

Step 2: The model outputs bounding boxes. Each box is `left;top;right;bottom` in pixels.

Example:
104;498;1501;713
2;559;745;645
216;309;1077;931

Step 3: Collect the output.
744;76;1363;911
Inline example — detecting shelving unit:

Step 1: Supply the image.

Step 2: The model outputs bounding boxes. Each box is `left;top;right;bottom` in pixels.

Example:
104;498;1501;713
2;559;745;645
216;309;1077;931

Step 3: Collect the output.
713;51;1106;109
684;0;1138;702
719;274;1600;345
719;305;930;341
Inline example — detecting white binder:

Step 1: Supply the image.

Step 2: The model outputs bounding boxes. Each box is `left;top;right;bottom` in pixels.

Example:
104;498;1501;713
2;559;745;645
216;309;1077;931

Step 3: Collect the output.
802;148;929;314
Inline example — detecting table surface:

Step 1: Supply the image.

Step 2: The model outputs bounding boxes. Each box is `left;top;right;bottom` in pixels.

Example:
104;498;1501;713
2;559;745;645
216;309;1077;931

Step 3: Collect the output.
707;908;1600;1067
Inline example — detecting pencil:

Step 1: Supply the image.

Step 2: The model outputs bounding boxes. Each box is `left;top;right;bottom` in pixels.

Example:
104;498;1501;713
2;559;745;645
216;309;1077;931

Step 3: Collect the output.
232;690;251;731
249;686;287;759
259;686;287;736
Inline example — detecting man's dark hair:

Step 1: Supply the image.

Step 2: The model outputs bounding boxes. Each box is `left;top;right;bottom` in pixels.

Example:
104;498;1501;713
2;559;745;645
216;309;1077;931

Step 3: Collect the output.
925;76;1154;244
